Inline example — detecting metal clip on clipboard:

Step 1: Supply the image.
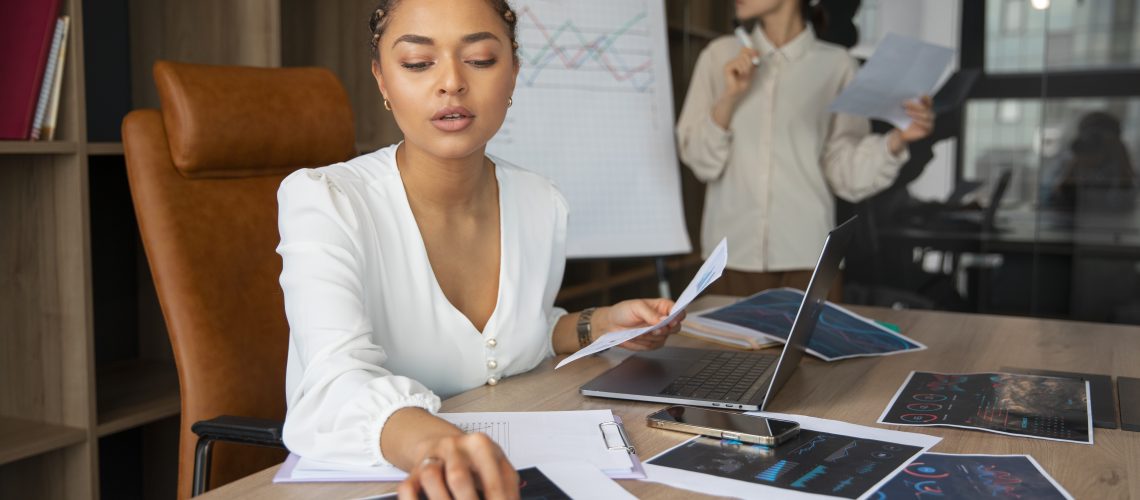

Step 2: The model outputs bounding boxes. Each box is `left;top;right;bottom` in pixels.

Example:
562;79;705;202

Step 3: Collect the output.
599;420;635;455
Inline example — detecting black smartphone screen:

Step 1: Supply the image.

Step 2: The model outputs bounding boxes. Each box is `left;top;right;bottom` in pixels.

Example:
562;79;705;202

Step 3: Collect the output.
652;406;799;438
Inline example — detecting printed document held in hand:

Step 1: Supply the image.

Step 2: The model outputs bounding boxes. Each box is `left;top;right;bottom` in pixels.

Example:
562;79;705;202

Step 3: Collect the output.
556;238;727;369
828;33;954;130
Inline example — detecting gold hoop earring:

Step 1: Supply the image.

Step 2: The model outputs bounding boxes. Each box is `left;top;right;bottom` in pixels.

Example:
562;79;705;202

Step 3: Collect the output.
383;98;392;111
507;97;513;108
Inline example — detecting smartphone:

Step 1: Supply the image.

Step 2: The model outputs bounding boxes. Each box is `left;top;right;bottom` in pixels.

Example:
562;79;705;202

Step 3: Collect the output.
647;405;800;446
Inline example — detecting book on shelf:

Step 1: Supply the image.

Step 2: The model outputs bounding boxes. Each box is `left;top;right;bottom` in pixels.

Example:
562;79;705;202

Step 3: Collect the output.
31;16;69;141
0;0;62;140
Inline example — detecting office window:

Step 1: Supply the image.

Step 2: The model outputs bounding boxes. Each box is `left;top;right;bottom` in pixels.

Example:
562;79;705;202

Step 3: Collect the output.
963;97;1140;208
986;0;1140;73
853;0;880;47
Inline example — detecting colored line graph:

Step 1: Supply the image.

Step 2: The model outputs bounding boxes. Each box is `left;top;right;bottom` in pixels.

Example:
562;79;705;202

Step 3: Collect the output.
824;441;858;463
515;3;654;93
697;288;924;360
791;434;829;456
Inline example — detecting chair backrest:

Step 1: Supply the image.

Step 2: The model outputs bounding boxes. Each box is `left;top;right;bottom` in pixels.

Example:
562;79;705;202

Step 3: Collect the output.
122;60;355;498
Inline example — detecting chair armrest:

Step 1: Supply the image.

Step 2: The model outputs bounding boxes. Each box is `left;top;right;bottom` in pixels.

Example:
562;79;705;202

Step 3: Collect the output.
191;415;285;448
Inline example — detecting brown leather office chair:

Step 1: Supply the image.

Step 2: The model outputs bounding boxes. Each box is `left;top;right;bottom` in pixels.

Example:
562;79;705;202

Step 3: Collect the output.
122;60;356;498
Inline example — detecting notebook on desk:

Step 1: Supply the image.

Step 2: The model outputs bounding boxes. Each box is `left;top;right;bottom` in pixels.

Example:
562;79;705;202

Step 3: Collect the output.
579;216;856;411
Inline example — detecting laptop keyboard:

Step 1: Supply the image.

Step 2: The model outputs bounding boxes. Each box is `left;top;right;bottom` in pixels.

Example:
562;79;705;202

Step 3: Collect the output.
659;351;775;402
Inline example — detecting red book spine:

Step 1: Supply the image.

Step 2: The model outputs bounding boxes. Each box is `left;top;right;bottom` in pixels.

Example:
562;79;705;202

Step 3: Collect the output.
0;0;63;140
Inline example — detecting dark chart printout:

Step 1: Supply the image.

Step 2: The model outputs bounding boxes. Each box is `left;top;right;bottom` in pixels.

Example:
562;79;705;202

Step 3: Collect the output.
873;453;1073;500
879;372;1092;444
648;430;923;499
369;467;570;500
699;288;924;361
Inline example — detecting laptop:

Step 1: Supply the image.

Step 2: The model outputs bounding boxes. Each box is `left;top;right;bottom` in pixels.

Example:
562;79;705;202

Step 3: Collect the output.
580;216;857;411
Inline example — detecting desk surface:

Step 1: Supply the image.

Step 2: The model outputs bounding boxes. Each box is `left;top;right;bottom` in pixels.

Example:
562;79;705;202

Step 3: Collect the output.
201;296;1140;499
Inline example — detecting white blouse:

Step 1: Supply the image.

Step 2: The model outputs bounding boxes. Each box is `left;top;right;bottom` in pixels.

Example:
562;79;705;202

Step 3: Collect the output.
676;26;909;272
276;144;568;466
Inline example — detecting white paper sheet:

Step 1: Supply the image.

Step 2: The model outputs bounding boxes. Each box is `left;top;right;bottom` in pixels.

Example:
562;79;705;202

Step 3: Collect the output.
829;33;954;130
555;238;727;369
537;461;637;499
276;410;642;483
642;411;941;500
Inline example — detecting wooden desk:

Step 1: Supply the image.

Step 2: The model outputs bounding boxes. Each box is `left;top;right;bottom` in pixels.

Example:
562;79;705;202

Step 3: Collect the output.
201;297;1140;499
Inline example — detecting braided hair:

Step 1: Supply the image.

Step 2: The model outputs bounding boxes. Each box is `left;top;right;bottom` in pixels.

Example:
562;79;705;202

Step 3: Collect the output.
369;0;520;63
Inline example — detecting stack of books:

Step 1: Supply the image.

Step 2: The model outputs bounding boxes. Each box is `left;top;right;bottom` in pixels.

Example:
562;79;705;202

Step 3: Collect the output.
1;0;69;141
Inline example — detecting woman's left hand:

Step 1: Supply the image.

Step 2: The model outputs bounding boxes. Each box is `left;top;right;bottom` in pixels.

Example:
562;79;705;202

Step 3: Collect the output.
888;95;935;154
599;299;685;351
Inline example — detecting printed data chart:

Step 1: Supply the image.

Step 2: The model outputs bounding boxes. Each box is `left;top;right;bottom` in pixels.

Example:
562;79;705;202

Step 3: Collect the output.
454;420;511;455
488;0;689;258
649;430;923;499
873;453;1073;500
697;288;925;361
879;372;1092;444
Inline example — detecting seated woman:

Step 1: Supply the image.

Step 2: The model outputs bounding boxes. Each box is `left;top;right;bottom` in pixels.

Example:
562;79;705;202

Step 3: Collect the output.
275;0;683;497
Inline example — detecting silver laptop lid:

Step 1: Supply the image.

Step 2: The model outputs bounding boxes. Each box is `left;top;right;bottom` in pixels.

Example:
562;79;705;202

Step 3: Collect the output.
758;216;858;410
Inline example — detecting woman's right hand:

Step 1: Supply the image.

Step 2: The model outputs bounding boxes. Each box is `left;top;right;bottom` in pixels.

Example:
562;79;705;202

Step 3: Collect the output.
397;433;520;500
712;47;760;129
723;47;760;99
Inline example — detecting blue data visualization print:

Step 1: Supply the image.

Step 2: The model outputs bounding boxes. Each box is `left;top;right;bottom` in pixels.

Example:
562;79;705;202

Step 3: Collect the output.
648;430;924;499
699;288;925;361
873;453;1073;499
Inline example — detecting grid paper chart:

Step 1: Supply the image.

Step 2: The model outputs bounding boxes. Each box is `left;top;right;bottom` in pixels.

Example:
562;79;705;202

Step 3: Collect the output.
488;0;690;258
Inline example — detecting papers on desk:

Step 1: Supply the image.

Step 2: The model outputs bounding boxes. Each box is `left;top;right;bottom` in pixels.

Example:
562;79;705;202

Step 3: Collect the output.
688;288;926;361
556;238;727;369
644;411;941;499
873;453;1074;500
359;463;636;500
829;33;954;130
878;372;1093;445
274;410;644;483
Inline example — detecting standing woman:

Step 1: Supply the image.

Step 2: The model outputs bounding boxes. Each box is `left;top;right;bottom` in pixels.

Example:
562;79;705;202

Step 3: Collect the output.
276;0;682;498
677;0;934;297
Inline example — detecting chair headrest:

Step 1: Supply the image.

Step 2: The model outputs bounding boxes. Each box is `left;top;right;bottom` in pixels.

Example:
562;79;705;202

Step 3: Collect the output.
154;60;356;179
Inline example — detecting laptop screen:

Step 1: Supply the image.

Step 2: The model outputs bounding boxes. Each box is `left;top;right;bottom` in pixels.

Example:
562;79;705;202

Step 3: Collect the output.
757;216;858;410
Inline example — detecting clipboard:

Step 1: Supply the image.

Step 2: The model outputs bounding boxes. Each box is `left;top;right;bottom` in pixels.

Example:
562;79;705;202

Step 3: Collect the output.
274;410;645;483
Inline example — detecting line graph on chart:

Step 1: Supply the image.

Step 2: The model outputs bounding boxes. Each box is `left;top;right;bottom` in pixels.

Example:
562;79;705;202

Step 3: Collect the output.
487;0;690;259
516;4;654;93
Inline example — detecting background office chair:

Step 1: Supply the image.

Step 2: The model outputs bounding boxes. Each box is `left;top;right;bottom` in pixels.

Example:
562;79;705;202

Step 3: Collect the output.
122;60;356;498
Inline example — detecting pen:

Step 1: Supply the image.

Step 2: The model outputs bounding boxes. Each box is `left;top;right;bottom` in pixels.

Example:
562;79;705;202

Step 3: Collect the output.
734;26;761;66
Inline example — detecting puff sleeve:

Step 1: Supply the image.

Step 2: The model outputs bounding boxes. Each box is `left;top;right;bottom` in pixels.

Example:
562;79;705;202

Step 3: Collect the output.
276;169;440;466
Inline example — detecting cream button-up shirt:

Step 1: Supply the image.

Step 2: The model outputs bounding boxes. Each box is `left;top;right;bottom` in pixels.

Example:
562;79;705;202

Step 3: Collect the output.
276;144;568;466
676;26;908;272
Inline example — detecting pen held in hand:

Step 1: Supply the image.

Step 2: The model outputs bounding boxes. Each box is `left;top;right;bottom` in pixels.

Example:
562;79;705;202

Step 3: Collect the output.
734;27;761;66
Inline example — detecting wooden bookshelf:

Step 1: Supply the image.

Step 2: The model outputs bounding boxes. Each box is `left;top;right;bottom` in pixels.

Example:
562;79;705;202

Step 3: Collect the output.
85;142;122;156
0;417;87;467
0;141;78;154
95;360;180;437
